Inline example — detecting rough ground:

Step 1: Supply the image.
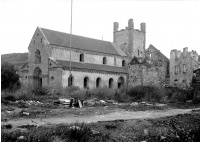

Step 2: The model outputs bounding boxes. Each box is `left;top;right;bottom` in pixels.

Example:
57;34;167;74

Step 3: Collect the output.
3;107;200;128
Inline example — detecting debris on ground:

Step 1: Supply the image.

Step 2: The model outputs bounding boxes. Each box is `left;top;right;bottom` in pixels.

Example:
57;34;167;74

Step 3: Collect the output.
17;124;37;129
130;102;139;106
16;100;43;106
22;112;30;116
18;136;25;140
54;98;84;108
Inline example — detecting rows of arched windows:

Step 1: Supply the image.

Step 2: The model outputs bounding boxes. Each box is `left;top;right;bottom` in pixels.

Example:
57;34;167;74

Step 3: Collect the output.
68;76;124;89
79;53;126;67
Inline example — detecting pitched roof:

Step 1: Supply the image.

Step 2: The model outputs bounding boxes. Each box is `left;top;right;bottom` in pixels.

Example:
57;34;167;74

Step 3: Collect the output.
40;27;126;56
147;44;169;60
55;60;128;74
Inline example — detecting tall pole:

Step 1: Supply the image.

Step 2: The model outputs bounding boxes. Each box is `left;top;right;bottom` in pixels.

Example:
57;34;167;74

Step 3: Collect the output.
69;0;73;86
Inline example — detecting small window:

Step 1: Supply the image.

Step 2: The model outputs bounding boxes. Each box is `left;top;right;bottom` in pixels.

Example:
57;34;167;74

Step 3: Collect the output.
41;38;43;43
51;76;54;80
114;57;117;66
27;66;29;68
138;50;139;56
49;63;52;66
122;60;126;67
80;53;84;62
25;76;27;79
103;57;107;64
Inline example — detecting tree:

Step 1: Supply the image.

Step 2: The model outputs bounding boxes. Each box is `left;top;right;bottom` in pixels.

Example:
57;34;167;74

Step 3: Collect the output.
1;62;20;92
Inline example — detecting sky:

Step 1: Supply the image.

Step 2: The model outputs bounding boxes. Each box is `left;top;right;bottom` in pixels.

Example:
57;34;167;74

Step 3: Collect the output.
1;0;200;58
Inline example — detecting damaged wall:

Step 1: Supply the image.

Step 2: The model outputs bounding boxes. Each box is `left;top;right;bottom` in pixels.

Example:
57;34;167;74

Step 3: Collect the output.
170;47;199;88
128;64;167;87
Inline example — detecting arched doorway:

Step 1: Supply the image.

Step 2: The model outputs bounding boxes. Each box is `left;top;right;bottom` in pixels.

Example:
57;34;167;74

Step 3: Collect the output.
84;77;89;89
96;77;101;88
33;67;42;88
118;76;124;89
109;78;114;89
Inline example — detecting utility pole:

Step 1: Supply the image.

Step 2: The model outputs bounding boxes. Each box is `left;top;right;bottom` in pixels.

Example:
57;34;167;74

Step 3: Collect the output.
69;0;73;86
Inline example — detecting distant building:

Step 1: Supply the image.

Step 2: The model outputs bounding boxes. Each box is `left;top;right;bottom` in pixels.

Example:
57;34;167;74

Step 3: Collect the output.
170;47;199;88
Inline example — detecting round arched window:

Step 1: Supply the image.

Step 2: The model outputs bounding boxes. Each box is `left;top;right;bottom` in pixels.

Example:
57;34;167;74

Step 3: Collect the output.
35;49;41;64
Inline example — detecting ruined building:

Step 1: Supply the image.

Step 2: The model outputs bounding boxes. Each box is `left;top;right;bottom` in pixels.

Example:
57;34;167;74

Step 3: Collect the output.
21;19;169;89
113;19;169;87
170;47;199;88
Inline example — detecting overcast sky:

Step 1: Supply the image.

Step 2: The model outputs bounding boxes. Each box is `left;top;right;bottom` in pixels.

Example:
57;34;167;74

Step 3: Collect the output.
1;0;200;58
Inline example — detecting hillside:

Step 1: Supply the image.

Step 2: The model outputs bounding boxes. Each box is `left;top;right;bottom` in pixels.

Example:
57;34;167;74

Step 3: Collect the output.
1;53;28;69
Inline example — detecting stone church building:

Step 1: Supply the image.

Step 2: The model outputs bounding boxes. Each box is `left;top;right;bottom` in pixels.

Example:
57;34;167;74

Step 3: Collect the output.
21;19;169;89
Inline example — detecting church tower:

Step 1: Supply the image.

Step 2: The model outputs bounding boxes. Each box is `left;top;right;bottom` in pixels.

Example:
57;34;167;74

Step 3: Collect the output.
113;19;146;60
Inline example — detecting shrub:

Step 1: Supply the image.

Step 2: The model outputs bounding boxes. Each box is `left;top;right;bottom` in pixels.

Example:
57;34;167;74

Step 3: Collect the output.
127;85;164;103
3;95;16;102
31;87;50;96
170;89;187;103
114;87;129;103
65;86;80;94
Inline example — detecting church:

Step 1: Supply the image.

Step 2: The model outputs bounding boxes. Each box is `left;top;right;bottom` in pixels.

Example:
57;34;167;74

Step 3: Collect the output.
21;19;149;89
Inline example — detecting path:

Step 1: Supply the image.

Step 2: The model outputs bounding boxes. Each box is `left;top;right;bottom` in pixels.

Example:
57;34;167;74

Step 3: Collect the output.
4;108;200;127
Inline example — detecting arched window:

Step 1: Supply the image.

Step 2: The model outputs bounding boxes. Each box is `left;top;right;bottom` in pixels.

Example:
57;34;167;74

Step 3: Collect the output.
35;49;41;64
109;78;114;89
122;60;126;67
80;53;84;62
138;49;140;56
118;76;124;89
84;77;89;89
103;57;107;64
68;75;74;87
96;77;101;88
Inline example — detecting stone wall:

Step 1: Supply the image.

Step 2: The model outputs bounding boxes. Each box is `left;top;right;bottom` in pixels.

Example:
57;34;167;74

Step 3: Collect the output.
128;64;167;87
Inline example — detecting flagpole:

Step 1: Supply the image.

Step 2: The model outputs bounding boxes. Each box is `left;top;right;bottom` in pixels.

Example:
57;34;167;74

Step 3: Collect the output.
69;0;73;86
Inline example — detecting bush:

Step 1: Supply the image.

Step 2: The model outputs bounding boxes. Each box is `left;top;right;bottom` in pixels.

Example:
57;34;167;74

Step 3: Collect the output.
114;87;129;103
127;85;164;103
3;95;16;102
31;87;50;96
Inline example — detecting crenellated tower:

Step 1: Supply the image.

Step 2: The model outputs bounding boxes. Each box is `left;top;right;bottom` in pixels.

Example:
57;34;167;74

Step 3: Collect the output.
113;18;146;60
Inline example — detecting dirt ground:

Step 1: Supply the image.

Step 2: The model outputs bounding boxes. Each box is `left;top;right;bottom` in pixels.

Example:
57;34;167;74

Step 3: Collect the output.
2;103;200;128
